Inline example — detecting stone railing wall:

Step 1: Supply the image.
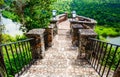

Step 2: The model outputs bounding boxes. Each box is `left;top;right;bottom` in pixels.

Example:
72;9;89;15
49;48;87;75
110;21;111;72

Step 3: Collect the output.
45;13;68;49
26;29;45;59
26;13;68;58
78;29;97;59
113;66;120;77
69;15;97;47
56;13;68;24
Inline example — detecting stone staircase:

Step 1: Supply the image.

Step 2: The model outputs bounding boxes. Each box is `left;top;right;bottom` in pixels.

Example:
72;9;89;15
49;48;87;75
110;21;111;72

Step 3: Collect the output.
20;20;99;77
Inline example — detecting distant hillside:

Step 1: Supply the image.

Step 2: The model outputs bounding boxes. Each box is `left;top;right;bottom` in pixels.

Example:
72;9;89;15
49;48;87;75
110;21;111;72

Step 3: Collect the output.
53;0;120;27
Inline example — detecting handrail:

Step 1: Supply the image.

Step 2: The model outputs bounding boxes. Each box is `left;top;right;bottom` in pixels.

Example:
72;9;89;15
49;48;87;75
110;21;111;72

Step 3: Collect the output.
0;38;34;77
0;38;34;46
76;15;97;24
89;38;120;47
87;38;120;77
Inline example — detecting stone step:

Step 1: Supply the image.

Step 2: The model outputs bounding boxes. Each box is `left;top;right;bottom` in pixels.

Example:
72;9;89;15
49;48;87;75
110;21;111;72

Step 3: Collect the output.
20;19;100;77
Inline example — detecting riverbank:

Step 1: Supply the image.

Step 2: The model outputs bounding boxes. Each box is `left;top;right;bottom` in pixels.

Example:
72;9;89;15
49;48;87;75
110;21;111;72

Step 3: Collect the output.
95;25;120;45
95;25;120;37
107;36;120;45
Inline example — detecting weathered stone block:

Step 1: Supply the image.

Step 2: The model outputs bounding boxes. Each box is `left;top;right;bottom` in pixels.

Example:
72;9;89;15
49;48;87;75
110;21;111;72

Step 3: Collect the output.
72;24;84;47
50;19;58;36
44;24;54;48
26;29;45;59
78;29;97;59
113;66;120;77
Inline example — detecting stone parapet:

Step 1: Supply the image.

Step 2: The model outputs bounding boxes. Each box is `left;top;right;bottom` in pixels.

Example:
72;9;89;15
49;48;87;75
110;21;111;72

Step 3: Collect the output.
78;29;97;59
44;24;55;48
113;65;120;77
26;29;45;59
72;24;84;46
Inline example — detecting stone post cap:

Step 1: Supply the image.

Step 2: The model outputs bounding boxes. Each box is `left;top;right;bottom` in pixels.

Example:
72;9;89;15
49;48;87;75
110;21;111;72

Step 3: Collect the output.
72;24;83;29
47;24;55;29
26;29;45;36
79;29;97;36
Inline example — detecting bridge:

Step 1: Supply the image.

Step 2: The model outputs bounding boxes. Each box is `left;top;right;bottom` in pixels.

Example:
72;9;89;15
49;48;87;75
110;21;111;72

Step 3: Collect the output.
0;13;120;77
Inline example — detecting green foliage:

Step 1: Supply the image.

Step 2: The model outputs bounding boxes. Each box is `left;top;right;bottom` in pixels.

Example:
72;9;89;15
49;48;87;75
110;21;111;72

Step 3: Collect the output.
2;42;32;77
95;26;120;37
52;0;72;17
0;0;4;6
2;0;57;31
2;34;27;43
102;46;120;70
53;0;120;27
2;10;19;22
70;0;120;27
2;34;30;77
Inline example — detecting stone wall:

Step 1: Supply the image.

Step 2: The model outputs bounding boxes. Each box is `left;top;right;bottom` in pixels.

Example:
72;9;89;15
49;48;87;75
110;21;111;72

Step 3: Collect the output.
57;13;68;24
78;29;97;59
70;15;97;48
113;66;120;77
26;29;45;59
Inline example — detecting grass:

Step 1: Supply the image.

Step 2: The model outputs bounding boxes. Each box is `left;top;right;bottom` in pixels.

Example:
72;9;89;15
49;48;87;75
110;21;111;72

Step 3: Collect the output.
102;46;120;70
95;25;120;38
2;10;19;22
94;25;120;42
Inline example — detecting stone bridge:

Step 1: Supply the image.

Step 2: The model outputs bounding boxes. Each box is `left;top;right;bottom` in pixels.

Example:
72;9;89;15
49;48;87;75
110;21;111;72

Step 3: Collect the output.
0;13;120;77
21;16;98;77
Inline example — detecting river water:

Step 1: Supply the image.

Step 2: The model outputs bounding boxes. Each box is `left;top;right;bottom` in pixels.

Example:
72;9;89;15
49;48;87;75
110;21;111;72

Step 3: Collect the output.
106;36;120;45
1;14;23;36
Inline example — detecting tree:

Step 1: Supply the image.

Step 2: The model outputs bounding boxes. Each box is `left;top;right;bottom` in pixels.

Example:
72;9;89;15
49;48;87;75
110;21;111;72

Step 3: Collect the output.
0;1;7;77
0;0;4;44
11;0;56;31
0;0;4;7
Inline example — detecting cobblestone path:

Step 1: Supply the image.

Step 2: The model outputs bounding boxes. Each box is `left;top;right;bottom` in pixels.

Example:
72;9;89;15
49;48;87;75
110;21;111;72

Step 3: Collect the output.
20;20;99;77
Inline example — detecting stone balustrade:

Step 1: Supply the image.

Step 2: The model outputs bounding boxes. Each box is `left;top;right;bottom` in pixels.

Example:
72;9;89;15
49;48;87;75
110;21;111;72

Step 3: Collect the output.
56;13;68;24
78;29;97;59
70;15;97;47
113;65;120;77
44;24;55;48
26;29;45;59
25;13;69;58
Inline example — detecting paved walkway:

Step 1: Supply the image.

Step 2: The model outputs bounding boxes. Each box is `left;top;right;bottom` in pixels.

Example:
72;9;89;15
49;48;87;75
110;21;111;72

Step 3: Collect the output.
20;20;99;77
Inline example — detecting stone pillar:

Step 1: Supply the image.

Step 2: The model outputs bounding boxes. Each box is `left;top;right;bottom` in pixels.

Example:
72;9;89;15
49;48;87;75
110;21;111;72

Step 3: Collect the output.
45;24;54;48
50;19;58;36
113;65;120;77
83;23;96;29
69;20;77;34
26;29;45;59
78;29;97;59
72;24;84;47
64;12;68;20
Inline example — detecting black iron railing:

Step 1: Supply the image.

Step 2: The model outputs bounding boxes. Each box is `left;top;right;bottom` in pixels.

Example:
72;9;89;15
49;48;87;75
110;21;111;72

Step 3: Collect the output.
0;38;34;77
87;38;120;77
